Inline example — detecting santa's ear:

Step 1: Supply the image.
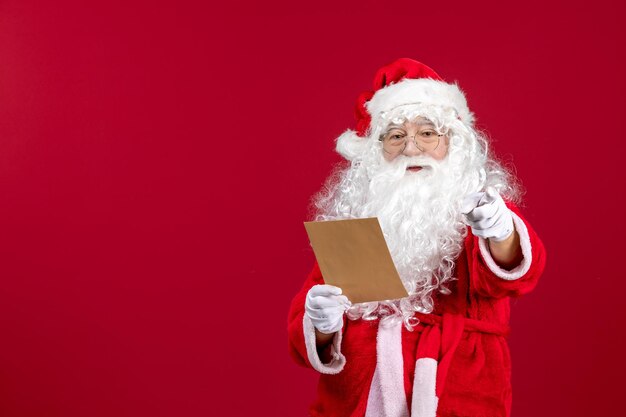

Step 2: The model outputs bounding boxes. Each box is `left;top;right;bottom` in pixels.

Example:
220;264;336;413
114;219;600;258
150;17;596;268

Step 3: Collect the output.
336;130;369;161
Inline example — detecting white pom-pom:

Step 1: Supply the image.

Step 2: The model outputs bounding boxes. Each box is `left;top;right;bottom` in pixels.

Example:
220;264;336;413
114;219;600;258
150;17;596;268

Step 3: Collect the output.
336;130;369;161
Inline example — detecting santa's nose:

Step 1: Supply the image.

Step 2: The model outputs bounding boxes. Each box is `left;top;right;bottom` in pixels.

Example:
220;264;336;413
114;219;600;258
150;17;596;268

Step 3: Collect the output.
402;137;423;156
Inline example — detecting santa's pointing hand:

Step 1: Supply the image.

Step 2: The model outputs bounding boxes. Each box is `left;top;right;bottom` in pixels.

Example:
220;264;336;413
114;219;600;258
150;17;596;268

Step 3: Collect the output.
461;187;514;242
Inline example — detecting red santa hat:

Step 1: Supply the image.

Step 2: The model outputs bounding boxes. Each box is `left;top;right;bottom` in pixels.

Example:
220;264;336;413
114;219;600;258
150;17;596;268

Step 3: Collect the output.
336;58;475;160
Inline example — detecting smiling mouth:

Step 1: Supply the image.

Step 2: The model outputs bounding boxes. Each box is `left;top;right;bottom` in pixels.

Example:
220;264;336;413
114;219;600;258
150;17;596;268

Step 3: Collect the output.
406;166;423;172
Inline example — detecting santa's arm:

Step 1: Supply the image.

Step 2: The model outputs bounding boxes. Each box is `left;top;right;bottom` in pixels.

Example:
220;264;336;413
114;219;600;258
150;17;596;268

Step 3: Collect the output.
315;329;334;349
469;203;547;299
487;226;524;270
287;262;347;374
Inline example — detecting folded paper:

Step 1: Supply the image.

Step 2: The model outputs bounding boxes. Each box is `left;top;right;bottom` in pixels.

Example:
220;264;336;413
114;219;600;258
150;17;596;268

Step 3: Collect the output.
304;218;409;304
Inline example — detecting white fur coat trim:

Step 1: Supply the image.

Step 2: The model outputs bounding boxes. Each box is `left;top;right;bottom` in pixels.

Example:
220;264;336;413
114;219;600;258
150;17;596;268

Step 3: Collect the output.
302;314;346;374
411;358;439;417
365;320;410;417
478;211;533;280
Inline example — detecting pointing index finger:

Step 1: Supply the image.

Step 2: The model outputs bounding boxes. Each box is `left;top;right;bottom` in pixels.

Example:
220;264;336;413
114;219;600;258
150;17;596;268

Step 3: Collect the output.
461;192;485;214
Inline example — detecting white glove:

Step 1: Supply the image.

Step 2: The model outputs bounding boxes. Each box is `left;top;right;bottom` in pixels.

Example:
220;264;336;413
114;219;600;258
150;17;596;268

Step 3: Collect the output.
305;284;352;334
461;187;514;242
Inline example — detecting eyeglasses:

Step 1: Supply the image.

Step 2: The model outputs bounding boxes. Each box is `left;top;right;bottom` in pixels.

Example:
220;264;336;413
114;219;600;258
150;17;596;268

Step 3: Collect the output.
379;128;444;156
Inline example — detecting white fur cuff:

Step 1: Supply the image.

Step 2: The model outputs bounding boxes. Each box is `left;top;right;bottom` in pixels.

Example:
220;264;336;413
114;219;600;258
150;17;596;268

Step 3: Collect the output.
478;211;532;280
302;313;346;374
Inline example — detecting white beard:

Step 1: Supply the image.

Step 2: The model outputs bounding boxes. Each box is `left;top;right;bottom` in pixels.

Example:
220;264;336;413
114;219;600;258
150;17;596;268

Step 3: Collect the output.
355;154;469;309
314;131;493;327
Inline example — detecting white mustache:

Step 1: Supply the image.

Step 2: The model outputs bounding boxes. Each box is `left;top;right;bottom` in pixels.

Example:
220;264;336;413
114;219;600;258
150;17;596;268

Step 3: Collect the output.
390;155;440;171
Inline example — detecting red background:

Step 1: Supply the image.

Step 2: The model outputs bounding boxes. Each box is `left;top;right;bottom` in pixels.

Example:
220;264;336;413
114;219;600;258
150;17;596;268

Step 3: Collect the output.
1;1;625;416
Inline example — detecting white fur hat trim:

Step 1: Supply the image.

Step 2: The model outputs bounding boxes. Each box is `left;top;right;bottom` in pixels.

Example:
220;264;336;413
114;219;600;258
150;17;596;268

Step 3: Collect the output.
367;78;473;127
336;78;474;161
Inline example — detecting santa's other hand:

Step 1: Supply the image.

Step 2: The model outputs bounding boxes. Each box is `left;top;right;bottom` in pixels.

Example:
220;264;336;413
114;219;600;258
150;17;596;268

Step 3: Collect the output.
305;284;352;334
461;187;514;242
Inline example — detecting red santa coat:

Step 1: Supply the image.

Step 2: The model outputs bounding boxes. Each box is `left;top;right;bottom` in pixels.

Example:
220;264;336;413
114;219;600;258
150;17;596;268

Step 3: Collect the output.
288;205;546;417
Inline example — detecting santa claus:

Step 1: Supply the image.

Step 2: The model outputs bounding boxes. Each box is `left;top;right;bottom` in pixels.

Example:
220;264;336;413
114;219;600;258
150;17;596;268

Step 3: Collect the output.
288;58;546;417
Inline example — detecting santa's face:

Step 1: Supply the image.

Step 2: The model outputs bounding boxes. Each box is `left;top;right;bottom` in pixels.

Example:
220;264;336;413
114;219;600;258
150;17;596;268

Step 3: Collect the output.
380;117;449;165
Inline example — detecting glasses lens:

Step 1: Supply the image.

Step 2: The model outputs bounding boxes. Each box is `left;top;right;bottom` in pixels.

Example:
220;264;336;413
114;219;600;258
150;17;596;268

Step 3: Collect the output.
382;132;406;155
416;131;440;151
